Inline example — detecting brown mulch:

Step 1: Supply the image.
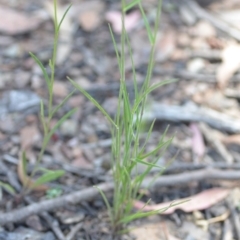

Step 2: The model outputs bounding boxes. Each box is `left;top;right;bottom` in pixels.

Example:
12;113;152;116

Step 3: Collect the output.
1;0;240;239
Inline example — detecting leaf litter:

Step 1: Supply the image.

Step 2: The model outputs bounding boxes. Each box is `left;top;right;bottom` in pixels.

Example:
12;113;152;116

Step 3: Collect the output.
1;0;240;239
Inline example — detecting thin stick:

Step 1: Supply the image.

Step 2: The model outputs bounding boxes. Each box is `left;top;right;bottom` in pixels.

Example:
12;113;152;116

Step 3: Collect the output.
143;103;240;133
1;169;240;225
0;182;114;225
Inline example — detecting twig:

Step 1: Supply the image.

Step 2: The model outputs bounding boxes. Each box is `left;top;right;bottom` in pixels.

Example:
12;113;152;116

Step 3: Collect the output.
1;169;240;225
226;198;240;240
66;222;83;240
144;103;240;133
154;68;240;83
142;168;240;189
26;193;66;239
0;160;21;192
40;212;65;240
199;123;234;164
0;182;114;225
184;0;240;42
188;49;221;60
165;162;240;173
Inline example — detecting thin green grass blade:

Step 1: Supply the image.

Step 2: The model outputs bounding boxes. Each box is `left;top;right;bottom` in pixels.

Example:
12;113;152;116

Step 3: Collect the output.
0;181;16;195
131;158;163;169
22;151;28;177
53;0;58;32
49;59;53;70
57;5;72;32
94;186;114;226
123;0;141;12
138;3;154;44
68;78;117;129
121;81;132;142
152;0;162;43
50;90;76;118
133;79;175;115
31;170;64;189
125;32;139;100
139;137;172;159
40;100;47;135
109;25;121;72
120;200;186;224
146;79;177;95
46;108;77;144
138;120;155;155
144;153;176;189
29;52;50;90
120;209;163;224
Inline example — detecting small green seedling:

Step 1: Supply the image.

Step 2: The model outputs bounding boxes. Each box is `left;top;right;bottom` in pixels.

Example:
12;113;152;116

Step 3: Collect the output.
19;0;76;192
46;187;63;199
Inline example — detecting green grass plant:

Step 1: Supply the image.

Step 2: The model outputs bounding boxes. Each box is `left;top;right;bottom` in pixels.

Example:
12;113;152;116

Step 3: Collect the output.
19;0;176;233
20;0;76;192
69;0;176;233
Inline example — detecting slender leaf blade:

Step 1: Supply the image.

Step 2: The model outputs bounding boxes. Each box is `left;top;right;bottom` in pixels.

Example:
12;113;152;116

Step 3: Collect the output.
31;170;64;189
29;52;50;90
123;0;141;12
57;4;72;32
68;78;117;129
0;181;16;195
51;90;76;118
46;108;77;144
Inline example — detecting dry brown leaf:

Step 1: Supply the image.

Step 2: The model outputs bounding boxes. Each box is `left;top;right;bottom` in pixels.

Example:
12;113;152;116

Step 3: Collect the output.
20;125;41;150
17;152;48;192
19;126;48;192
217;43;240;89
0;7;42;35
190;123;205;159
134;188;230;214
131;223;181;240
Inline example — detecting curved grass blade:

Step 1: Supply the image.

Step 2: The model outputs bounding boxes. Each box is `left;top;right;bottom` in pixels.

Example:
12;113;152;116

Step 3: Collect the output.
45;108;77;144
31;170;64;189
50;90;76;118
57;5;72;32
123;0;141;12
29;52;50;91
0;181;16;195
94;186;114;227
138;3;154;44
68;78;117;129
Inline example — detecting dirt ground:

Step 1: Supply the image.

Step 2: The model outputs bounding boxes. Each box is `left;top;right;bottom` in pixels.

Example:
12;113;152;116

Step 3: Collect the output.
1;0;240;239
